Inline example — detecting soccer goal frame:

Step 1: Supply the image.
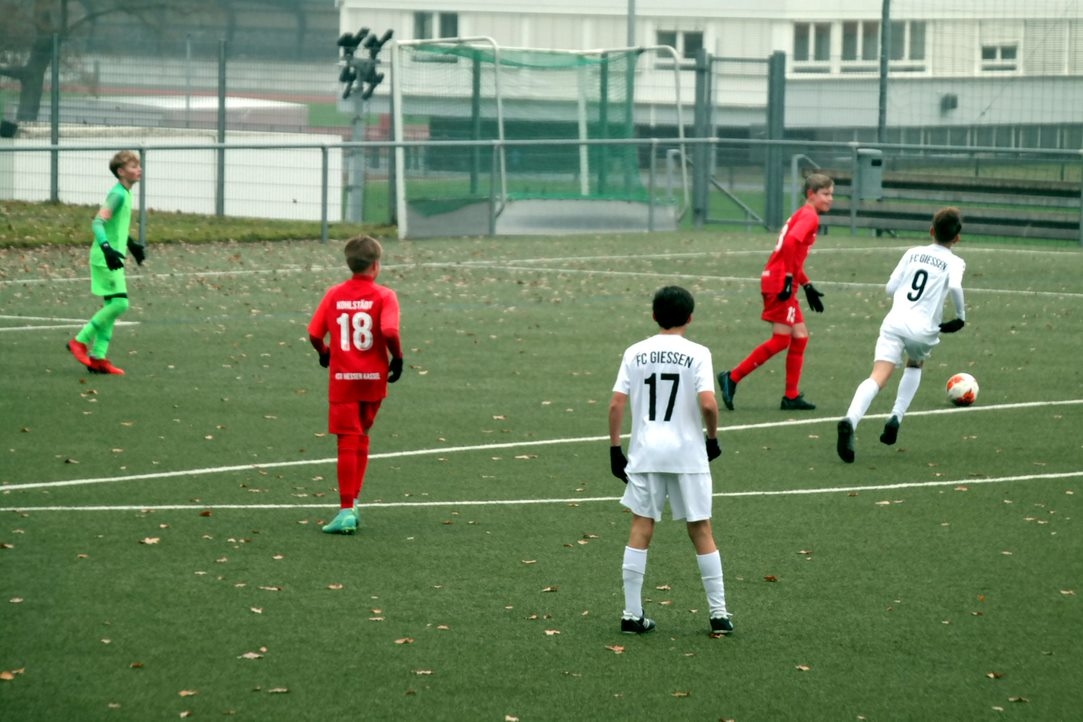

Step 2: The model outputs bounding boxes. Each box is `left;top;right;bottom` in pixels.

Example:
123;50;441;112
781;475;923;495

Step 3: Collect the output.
389;37;689;238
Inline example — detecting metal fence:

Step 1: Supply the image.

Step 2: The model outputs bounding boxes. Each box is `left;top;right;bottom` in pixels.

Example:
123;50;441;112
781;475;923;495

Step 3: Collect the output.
2;136;1079;244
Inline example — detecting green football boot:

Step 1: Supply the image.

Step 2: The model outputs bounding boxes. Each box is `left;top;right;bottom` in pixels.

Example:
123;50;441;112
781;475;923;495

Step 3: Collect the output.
322;508;358;535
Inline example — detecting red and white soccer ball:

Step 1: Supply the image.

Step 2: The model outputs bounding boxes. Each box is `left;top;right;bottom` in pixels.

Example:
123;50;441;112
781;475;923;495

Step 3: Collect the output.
946;372;979;407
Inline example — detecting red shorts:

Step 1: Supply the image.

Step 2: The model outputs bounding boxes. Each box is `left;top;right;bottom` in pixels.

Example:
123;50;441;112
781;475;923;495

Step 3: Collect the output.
328;400;383;435
760;293;803;326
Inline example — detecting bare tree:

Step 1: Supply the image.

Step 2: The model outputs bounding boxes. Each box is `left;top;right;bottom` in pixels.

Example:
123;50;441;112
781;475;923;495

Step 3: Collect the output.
0;0;215;121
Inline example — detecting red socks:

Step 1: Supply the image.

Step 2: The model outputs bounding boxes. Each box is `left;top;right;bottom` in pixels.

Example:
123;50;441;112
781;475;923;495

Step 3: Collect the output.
336;434;371;508
784;335;808;399
732;333;791;382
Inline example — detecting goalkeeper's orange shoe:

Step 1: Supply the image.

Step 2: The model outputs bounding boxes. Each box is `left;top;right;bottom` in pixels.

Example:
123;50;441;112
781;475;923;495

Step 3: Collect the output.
89;358;125;375
67;339;92;367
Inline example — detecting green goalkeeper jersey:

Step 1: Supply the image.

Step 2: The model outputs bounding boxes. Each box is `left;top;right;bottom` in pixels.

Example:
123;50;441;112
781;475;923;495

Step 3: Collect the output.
89;182;132;265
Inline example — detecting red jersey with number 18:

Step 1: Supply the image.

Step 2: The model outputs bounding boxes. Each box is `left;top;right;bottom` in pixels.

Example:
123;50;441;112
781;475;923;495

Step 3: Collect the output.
308;275;401;403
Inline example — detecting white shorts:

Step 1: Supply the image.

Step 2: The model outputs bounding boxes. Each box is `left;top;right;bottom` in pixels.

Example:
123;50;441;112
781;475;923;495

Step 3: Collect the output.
620;472;713;522
873;327;938;365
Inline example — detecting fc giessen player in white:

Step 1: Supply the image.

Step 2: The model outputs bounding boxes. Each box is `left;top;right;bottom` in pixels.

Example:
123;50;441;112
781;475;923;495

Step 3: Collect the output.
837;207;967;463
609;286;733;635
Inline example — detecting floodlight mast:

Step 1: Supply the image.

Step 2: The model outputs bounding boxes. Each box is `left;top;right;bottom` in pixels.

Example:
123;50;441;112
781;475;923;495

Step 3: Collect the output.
337;27;394;222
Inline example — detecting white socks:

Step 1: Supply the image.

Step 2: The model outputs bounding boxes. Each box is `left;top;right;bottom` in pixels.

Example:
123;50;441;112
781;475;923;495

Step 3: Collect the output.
845;366;922;429
697;551;729;618
891;366;922;421
621;546;648;618
623;546;730;620
845;377;881;429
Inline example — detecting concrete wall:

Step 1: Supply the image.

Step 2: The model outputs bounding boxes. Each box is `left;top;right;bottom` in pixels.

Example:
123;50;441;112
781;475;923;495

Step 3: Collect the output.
0;127;344;222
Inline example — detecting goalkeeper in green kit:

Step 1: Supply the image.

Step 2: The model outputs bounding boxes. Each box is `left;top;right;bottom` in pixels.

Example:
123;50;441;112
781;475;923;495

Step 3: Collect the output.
67;150;146;375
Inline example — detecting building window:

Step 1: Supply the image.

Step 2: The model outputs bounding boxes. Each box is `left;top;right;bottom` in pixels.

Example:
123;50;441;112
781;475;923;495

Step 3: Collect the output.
414;11;458;40
656;30;704;67
981;43;1018;71
793;22;831;73
841;20;879;71
889;20;926;72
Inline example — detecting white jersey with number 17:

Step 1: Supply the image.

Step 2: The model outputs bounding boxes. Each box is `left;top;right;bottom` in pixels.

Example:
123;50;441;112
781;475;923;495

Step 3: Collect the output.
613;333;715;474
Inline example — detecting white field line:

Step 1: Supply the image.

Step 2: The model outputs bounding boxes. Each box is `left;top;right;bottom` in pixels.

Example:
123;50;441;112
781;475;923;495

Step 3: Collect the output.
3;247;1079;511
449;263;1083;298
2;260;1076;299
0;314;138;332
3;471;1081;514
3;244;1079;296
2;399;1080;513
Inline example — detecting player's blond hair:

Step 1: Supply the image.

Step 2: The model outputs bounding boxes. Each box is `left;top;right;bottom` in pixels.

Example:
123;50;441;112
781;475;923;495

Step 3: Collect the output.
345;235;383;273
109;150;139;178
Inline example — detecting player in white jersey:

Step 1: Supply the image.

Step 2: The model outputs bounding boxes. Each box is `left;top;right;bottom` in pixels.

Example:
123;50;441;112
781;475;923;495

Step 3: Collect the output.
608;286;733;635
837;207;967;463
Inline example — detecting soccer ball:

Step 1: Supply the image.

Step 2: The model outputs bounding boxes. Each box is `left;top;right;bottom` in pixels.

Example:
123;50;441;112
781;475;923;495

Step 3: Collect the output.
946;372;979;407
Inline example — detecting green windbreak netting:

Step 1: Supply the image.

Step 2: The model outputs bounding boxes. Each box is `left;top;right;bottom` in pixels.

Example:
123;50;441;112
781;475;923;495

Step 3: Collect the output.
395;42;664;231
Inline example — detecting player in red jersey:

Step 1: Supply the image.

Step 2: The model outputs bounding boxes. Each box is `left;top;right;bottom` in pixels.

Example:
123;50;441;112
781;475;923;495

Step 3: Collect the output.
717;173;833;411
308;235;404;534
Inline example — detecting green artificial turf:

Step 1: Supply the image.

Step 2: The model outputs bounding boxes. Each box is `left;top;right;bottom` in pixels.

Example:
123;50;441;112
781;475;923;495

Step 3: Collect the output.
1;227;1080;720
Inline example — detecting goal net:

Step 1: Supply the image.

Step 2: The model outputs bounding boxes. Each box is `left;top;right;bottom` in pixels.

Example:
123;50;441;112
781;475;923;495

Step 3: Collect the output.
390;38;687;237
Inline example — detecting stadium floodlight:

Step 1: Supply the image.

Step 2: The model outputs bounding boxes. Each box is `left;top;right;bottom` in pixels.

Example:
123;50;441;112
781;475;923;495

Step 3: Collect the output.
337;27;393;100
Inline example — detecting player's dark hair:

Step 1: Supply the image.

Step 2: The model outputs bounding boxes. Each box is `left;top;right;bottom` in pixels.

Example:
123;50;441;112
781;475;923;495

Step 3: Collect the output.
932;207;962;243
653;286;694;329
804;172;834;196
345;234;382;273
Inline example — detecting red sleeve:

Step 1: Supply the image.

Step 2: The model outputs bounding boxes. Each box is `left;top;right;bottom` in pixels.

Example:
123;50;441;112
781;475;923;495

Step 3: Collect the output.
786;206;818;286
381;288;403;359
307;290;332;341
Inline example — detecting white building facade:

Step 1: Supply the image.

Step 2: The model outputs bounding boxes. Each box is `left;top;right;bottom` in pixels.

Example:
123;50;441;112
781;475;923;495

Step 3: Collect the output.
337;0;1083;148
